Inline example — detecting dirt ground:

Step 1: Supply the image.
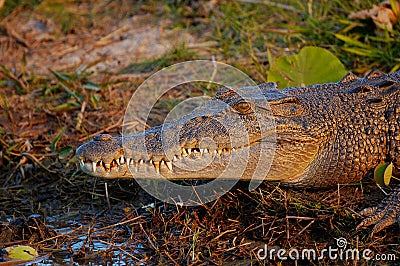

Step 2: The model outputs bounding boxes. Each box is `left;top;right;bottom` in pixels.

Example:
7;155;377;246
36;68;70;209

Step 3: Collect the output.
0;1;399;265
0;2;199;73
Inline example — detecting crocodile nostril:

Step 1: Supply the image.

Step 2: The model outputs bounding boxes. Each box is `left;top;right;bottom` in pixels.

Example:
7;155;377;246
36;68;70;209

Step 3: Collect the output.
94;134;113;141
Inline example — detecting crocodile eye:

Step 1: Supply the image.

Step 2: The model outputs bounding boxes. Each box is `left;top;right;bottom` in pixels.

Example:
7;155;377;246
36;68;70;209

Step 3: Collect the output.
271;97;303;116
232;101;253;114
275;103;303;116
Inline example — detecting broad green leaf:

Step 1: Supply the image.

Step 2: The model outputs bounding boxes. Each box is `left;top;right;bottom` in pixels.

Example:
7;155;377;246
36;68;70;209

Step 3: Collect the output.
5;245;38;260
268;46;347;88
374;162;389;187
383;162;393;186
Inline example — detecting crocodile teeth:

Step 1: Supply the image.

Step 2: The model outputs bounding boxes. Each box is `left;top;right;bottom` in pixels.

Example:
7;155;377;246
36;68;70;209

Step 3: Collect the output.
134;161;139;172
166;161;173;171
80;145;239;174
153;161;160;173
104;163;111;172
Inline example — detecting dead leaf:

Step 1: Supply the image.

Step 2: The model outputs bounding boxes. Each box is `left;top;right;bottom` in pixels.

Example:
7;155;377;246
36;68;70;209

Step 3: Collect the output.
349;1;400;30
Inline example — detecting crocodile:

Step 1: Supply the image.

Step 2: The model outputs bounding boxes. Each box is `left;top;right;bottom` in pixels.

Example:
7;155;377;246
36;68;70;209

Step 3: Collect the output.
76;69;400;234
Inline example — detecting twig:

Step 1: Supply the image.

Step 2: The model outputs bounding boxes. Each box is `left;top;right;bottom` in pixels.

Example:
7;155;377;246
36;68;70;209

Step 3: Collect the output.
139;223;157;251
36;225;84;244
94;25;129;48
93;215;144;232
36;215;144;245
4;25;31;48
76;101;87;131
104;182;112;214
78;116;123;141
21;153;56;173
164;251;180;266
289;219;315;243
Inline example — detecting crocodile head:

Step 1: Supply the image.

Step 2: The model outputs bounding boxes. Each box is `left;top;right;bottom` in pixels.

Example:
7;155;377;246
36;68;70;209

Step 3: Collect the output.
76;70;400;187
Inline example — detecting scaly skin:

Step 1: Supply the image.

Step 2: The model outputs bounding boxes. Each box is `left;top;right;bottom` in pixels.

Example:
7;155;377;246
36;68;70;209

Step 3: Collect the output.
76;70;400;234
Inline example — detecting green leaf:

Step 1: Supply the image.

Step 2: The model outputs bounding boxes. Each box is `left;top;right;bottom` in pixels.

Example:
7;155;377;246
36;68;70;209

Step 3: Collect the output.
49;69;72;81
341;47;380;58
49;69;83;103
58;146;73;159
50;127;66;152
51;102;74;112
0;91;10;110
334;34;372;49
374;162;389;187
267;48;274;67
391;0;399;17
267;46;347;88
0;64;18;80
5;245;38;260
83;81;101;91
383;162;393;186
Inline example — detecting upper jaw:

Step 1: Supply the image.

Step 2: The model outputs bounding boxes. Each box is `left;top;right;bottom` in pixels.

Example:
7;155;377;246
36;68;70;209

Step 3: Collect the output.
76;134;123;166
76;133;247;178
